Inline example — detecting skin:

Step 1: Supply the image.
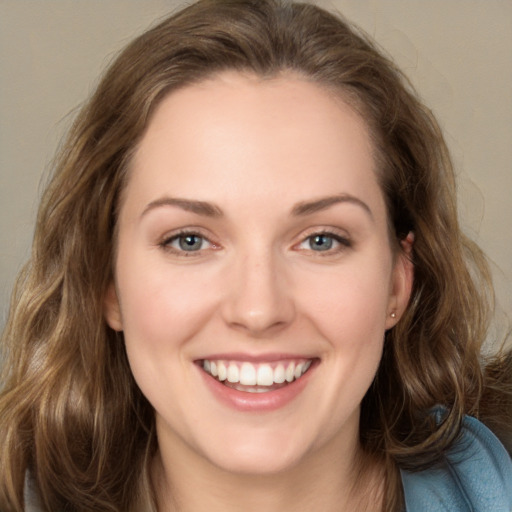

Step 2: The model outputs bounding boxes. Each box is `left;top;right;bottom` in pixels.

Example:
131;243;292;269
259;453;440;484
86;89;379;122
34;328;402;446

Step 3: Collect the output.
104;71;413;511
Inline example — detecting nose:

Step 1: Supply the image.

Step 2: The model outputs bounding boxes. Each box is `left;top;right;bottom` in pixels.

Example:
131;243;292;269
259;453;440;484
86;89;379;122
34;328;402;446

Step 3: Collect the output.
221;251;296;336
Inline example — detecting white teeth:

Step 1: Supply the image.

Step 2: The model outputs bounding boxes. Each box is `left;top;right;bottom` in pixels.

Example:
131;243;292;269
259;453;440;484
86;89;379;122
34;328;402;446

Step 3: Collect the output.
202;359;313;387
239;362;257;385
256;364;274;386
244;387;270;393
294;362;304;379
227;363;239;383
217;361;227;381
274;364;285;384
285;362;295;382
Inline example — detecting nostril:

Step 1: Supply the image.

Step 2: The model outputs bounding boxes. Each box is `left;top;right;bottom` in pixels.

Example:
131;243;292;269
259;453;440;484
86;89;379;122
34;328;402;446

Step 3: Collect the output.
228;317;290;337
222;293;295;335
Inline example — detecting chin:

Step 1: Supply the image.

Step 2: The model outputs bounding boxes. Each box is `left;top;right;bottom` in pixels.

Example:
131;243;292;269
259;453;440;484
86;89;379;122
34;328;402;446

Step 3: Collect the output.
210;446;306;476
198;426;312;476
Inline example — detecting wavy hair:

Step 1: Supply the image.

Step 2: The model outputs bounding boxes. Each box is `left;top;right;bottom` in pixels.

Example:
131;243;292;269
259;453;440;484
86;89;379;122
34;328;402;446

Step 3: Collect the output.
1;1;510;510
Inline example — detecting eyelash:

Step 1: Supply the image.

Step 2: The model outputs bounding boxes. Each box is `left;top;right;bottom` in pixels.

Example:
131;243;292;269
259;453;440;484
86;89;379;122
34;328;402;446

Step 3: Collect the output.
296;230;352;255
158;229;352;257
159;230;216;256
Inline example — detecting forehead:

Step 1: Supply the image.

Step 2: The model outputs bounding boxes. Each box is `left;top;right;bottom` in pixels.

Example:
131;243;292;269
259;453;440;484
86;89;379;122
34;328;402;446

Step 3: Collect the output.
136;71;373;159
126;71;384;221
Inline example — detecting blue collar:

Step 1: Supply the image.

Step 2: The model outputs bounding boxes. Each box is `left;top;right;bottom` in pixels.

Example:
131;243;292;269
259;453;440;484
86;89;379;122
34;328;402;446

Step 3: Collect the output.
400;415;512;511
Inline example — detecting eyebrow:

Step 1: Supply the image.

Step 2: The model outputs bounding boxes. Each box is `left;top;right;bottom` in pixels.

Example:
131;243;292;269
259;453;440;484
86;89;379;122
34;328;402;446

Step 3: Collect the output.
141;193;372;220
141;197;223;218
291;194;373;219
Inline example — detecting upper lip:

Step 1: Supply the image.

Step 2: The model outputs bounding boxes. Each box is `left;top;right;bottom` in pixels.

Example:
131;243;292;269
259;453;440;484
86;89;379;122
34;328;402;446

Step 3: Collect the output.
195;352;317;363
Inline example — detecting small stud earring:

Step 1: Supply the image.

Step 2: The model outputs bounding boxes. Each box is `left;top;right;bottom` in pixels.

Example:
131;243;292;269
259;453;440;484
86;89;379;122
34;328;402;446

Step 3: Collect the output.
390;312;397;318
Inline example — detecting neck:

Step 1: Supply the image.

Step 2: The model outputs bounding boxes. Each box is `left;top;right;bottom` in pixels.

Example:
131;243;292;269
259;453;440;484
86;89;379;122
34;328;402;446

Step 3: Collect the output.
153;430;385;512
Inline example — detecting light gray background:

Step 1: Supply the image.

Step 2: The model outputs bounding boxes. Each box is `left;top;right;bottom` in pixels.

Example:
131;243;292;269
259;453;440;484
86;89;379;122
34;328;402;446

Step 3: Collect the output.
1;1;511;330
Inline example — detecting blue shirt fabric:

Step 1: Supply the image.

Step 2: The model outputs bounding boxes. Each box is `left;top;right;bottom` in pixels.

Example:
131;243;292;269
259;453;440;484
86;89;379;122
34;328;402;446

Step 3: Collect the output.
401;415;512;511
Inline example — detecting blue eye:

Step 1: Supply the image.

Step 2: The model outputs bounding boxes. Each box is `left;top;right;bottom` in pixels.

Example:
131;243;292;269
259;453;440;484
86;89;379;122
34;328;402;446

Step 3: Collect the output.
178;234;204;251
164;233;211;252
298;232;350;253
308;234;335;251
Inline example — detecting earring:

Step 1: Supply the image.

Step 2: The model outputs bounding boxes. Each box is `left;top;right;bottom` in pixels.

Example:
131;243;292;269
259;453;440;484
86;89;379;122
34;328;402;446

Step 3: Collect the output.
390;312;397;319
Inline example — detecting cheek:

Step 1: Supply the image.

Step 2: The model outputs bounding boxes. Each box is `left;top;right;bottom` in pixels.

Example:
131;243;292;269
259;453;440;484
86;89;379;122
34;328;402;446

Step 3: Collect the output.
278;258;392;448
115;254;222;406
296;257;392;346
115;247;223;356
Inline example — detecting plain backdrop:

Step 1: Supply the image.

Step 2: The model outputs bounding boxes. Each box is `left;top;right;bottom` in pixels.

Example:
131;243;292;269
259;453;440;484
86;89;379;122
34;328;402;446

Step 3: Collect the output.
1;1;511;332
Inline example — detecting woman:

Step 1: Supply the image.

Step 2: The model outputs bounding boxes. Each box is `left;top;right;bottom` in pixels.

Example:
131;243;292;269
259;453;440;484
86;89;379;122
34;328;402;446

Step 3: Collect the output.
1;1;511;510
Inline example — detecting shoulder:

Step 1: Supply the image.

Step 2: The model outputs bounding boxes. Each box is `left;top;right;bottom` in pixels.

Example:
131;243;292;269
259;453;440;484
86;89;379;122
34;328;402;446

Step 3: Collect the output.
400;415;512;512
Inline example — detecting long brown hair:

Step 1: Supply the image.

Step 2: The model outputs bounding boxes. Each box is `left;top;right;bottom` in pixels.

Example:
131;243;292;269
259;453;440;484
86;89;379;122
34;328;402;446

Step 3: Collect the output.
1;1;510;510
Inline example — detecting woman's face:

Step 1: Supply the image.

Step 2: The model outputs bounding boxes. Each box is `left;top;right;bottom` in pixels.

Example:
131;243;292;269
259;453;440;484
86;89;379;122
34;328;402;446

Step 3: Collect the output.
105;72;412;475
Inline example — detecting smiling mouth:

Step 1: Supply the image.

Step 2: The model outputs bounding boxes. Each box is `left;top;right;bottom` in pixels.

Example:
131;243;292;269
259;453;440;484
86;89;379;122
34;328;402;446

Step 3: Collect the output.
199;359;314;393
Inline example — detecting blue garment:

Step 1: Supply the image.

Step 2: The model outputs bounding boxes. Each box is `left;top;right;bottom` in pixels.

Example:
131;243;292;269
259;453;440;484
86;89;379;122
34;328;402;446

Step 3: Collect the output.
401;415;512;511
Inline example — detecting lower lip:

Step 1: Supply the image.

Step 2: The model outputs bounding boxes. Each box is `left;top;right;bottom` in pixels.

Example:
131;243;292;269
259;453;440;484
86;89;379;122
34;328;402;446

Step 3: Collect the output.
197;363;316;412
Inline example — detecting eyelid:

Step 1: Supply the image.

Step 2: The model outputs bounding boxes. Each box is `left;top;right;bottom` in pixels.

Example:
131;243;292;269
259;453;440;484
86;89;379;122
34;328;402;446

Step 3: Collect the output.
294;227;352;253
159;228;220;256
157;226;352;257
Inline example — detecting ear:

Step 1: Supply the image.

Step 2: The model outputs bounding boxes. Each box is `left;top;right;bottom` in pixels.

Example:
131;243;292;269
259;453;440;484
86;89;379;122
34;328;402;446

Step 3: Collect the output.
385;232;414;329
103;281;124;331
